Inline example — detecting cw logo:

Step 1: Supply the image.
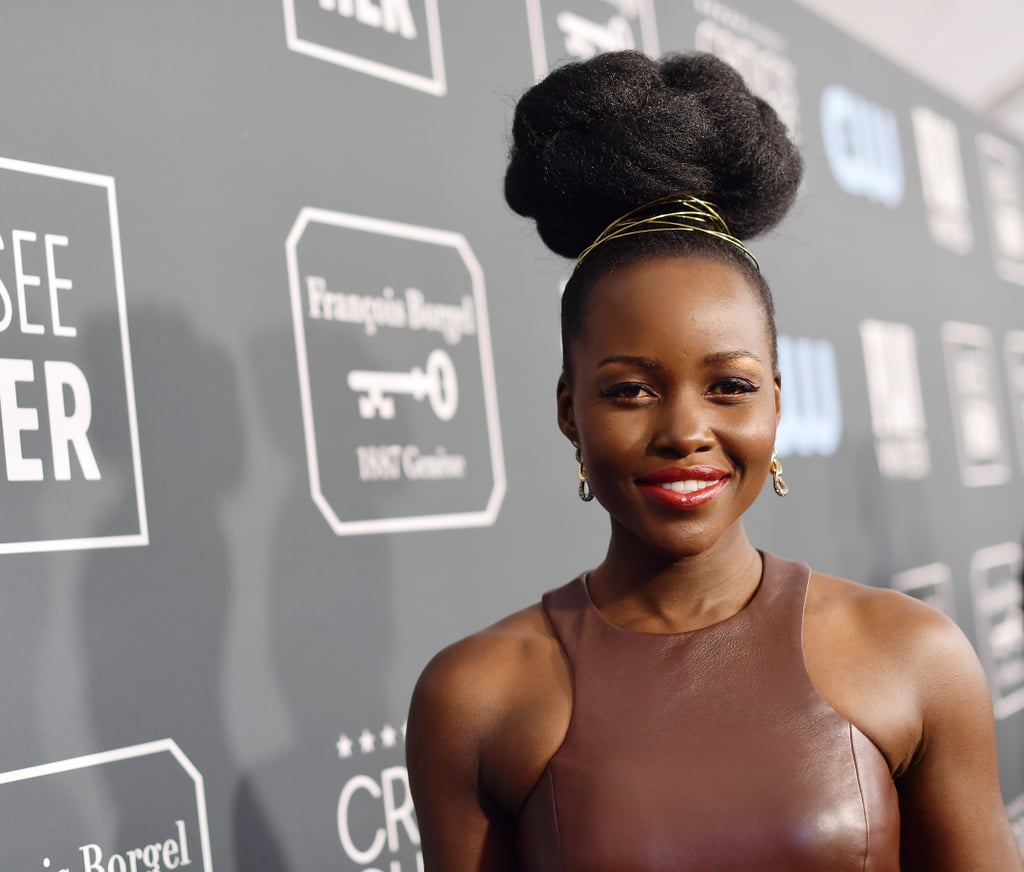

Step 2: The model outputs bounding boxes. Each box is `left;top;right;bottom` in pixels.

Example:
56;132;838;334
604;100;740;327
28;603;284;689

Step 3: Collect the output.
776;336;842;458
821;84;904;208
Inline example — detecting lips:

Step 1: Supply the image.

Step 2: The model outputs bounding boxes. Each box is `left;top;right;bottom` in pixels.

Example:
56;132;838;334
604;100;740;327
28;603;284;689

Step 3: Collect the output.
657;479;722;493
637;466;730;509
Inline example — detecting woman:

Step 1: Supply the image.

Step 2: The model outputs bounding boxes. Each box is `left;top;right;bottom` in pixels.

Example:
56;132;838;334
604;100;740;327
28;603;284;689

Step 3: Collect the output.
406;51;1022;871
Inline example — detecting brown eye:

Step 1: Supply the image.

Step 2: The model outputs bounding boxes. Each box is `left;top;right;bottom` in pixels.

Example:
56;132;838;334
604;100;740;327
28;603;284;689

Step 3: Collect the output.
709;378;758;396
601;382;654;400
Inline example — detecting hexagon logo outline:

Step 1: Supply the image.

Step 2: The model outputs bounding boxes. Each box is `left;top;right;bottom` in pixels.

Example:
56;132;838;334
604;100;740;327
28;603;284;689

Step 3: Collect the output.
524;0;660;82
0;738;213;871
282;0;446;97
286;207;506;536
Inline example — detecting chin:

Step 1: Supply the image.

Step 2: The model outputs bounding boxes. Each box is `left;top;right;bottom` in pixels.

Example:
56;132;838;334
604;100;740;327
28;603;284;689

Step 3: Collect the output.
612;519;732;563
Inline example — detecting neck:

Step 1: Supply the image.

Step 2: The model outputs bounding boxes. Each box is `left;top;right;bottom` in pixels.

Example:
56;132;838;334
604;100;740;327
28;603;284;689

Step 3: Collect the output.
588;524;764;634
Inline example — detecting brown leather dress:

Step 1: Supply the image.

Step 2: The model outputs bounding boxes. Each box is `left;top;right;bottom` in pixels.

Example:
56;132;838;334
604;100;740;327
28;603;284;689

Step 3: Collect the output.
516;552;901;871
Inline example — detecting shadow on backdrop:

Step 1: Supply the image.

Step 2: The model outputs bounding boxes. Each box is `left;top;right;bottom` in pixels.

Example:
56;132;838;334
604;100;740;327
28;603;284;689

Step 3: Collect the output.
75;306;242;863
233;324;398;870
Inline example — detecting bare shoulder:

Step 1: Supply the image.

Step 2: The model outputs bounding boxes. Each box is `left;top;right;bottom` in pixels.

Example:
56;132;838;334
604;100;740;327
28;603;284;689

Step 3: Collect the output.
803;571;989;777
411;603;560;721
806;574;1022;870
407;599;572;813
807;570;972;663
406;602;570;868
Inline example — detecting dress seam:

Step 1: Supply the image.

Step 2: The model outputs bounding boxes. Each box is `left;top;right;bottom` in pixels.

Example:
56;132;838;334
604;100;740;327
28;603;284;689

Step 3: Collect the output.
848;722;871;872
548;767;563;868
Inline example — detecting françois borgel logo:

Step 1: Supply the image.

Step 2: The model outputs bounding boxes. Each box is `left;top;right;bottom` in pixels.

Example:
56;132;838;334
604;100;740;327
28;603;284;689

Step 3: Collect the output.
525;0;660;81
286;208;505;536
282;0;445;96
0;156;146;555
0;739;212;872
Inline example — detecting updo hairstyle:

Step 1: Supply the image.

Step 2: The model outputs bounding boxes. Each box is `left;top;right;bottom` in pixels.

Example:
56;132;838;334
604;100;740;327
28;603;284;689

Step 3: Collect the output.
504;51;802;376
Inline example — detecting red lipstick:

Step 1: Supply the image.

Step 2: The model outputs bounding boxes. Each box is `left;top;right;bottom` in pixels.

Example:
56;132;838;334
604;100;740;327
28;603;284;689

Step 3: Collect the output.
637;466;730;509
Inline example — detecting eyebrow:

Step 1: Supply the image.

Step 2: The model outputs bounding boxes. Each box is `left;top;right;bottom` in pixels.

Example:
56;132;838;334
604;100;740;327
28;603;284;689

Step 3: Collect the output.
596;355;660;369
596;350;763;369
702;350;763;365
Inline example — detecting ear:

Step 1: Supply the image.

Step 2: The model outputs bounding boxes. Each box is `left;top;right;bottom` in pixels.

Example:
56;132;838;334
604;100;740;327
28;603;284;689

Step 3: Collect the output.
773;371;782;427
556;372;578;444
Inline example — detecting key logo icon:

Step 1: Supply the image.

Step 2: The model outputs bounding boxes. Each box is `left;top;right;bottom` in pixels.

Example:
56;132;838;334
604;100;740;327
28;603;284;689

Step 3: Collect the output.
348;349;458;421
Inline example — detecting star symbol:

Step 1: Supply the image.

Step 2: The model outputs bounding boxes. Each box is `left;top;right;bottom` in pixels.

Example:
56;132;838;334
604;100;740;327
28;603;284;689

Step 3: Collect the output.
358;729;376;754
336;734;353;759
380;724;397;748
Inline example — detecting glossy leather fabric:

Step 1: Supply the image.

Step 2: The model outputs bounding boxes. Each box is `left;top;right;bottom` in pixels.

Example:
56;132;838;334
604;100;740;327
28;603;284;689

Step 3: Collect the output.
516;552;901;871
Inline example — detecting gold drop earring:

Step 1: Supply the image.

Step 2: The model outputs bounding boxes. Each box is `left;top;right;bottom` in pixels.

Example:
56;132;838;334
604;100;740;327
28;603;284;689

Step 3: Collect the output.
575;444;594;502
770;450;788;497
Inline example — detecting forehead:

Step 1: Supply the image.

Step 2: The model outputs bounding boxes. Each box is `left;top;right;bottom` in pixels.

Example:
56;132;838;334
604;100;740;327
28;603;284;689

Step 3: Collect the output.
579;256;772;361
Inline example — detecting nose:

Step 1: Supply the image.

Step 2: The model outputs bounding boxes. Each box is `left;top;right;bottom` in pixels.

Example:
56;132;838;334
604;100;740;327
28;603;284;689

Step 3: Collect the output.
648;394;715;458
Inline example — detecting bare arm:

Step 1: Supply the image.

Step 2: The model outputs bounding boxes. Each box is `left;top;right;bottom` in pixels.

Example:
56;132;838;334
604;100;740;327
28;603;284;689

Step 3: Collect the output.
897;612;1022;871
806;576;1022;870
406;641;518;872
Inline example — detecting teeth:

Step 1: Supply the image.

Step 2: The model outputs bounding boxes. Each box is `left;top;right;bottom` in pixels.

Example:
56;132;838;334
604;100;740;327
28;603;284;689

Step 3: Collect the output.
657;479;719;493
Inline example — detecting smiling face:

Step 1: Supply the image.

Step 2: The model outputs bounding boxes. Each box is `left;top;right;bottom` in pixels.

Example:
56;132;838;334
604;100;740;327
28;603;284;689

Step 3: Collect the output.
558;255;782;563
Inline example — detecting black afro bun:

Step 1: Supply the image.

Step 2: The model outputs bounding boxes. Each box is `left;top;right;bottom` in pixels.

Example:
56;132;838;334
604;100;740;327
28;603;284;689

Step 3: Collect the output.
504;51;802;259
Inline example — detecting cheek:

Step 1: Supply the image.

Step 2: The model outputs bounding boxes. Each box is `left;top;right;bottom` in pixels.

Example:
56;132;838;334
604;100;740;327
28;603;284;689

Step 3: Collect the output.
724;405;779;460
575;416;647;478
584;425;646;466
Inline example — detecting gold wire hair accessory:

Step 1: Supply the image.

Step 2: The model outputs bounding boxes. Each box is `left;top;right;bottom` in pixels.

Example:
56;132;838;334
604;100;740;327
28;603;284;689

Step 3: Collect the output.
574;195;759;272
575;444;594;502
770;450;788;497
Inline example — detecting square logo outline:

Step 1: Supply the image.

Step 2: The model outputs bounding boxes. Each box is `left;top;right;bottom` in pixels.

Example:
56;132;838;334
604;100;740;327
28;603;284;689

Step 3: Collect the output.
0;156;148;555
969;541;1024;720
941;320;1012;488
1005;330;1024;476
976;132;1024;286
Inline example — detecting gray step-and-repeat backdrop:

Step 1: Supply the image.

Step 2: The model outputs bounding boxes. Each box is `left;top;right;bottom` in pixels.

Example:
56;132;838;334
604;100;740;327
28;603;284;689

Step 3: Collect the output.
1;0;1022;868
